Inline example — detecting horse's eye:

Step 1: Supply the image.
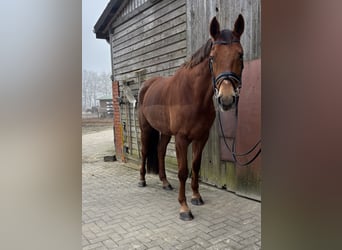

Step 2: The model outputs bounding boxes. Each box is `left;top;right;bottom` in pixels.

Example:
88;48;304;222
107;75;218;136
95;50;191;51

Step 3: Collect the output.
239;53;244;61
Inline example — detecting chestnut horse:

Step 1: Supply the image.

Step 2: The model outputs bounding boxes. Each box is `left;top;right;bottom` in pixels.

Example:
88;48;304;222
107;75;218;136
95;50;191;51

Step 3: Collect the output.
138;15;245;220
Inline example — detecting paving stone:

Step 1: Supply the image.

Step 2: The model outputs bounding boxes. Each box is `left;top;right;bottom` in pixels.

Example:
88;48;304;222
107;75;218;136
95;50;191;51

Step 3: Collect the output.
148;246;163;250
175;240;197;250
239;229;258;239
193;236;212;248
102;239;118;249
209;222;228;231
83;242;104;250
88;235;110;245
239;236;260;246
224;238;244;249
82;129;261;249
242;245;261;250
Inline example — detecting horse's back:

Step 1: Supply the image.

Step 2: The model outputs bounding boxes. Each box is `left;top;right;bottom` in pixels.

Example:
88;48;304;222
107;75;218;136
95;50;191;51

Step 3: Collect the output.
138;76;164;106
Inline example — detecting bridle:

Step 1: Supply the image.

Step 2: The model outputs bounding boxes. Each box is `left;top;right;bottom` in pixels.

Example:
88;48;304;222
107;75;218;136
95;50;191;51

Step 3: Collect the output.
209;39;261;166
208;40;243;100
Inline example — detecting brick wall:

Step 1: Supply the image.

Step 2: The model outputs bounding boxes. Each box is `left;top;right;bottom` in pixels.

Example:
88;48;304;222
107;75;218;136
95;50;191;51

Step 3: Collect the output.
112;81;124;161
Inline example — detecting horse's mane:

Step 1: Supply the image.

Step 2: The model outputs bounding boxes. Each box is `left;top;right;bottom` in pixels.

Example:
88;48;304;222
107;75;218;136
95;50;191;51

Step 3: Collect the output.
182;39;212;69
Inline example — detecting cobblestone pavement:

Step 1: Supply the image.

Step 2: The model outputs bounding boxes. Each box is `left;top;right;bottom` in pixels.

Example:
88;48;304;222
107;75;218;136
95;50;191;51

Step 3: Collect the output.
82;129;261;249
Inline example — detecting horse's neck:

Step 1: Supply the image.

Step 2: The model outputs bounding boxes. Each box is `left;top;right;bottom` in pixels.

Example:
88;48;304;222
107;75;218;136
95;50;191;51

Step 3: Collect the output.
189;58;214;103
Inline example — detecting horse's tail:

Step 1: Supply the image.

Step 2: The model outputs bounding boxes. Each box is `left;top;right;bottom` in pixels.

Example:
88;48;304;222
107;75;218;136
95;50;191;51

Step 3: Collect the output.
146;128;159;174
138;78;160;175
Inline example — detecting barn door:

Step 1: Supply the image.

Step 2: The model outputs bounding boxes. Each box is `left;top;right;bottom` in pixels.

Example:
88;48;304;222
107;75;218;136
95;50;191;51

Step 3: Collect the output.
234;59;261;200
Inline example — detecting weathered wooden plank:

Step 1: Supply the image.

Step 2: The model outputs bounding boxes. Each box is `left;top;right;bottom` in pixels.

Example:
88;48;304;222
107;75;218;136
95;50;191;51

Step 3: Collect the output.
114;40;186;70
213;0;260;61
112;16;186;53
113;32;186;62
115;57;185;76
114;46;186;77
116;66;181;82
113;0;180;33
186;0;216;56
114;48;186;74
142;65;182;79
113;0;185;41
185;0;193;56
113;4;186;46
115;69;147;86
113;27;186;63
254;0;261;59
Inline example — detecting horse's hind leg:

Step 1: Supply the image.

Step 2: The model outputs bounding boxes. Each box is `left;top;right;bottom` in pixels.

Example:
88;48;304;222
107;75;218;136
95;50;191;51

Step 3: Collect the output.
138;112;153;187
158;134;172;190
190;135;209;205
138;128;148;187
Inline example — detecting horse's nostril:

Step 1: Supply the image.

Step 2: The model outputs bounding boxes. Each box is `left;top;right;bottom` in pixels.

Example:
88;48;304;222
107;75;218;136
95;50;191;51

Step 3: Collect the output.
217;97;222;105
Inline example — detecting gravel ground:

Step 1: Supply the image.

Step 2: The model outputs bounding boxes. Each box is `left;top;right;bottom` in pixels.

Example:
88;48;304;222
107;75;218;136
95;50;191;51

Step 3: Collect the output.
82;116;113;135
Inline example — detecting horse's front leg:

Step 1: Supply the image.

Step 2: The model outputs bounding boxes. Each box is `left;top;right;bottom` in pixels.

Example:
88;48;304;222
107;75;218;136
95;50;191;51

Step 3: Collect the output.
191;135;209;206
175;135;192;220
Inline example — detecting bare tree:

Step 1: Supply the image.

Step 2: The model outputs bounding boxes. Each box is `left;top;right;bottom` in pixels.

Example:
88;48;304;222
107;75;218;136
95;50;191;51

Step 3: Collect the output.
82;70;111;111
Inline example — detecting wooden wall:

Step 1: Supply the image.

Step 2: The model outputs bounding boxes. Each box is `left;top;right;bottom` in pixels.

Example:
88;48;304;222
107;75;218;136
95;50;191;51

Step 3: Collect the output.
186;0;260;61
110;0;187;171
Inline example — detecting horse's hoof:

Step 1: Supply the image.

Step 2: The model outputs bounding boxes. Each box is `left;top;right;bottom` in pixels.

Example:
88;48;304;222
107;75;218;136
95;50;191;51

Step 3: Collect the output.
138;180;146;187
191;197;204;205
162;184;173;190
179;211;194;221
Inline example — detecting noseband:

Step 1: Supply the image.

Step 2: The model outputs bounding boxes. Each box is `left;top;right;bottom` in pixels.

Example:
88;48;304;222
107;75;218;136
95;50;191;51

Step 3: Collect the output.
208;40;242;98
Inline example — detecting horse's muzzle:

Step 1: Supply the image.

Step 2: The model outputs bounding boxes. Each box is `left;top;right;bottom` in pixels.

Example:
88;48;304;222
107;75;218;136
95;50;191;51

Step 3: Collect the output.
217;95;236;111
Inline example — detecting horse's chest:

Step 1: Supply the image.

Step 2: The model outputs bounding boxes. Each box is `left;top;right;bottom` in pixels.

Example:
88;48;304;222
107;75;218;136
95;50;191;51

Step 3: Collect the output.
192;112;215;130
169;105;215;137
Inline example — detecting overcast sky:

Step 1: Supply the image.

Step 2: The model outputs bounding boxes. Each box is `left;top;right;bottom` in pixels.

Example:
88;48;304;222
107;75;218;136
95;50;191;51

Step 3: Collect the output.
82;0;111;73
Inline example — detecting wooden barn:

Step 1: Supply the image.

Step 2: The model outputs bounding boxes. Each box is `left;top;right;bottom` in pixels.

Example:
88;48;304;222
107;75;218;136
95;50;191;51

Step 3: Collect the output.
94;0;261;200
97;96;114;118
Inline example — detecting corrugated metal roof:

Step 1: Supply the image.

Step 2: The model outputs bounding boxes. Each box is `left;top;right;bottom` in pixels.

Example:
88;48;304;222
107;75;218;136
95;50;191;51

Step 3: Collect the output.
97;95;113;100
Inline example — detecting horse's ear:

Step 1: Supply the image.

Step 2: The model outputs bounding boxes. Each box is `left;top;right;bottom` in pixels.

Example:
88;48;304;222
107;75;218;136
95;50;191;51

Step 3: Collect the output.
233;14;244;38
210;16;220;40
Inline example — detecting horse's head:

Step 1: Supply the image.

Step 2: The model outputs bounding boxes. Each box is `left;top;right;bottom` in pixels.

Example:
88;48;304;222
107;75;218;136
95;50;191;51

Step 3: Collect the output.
209;15;244;111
